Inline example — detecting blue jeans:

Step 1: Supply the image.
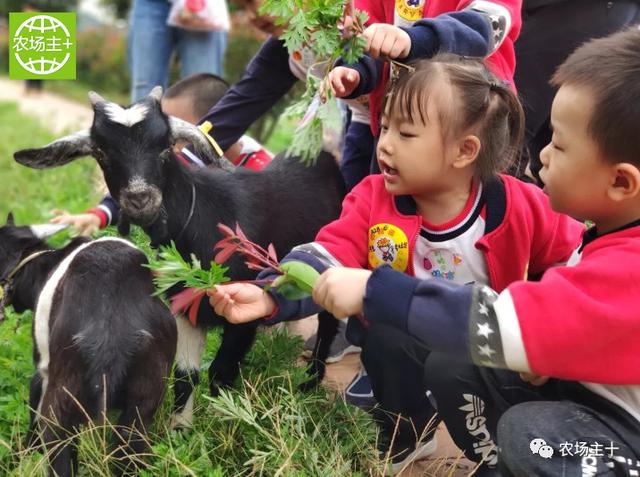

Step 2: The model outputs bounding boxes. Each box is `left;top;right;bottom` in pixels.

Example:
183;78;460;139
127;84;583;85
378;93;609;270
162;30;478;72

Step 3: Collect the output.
128;0;227;102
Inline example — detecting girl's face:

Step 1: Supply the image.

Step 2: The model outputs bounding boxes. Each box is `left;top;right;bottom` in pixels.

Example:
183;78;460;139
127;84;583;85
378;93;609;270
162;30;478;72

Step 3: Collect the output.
377;81;461;197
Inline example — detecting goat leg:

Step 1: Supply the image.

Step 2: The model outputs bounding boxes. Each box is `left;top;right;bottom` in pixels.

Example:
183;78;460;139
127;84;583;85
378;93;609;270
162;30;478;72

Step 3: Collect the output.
171;316;206;429
208;321;258;396
299;311;340;392
117;214;131;237
39;391;81;477
112;360;165;476
25;372;43;449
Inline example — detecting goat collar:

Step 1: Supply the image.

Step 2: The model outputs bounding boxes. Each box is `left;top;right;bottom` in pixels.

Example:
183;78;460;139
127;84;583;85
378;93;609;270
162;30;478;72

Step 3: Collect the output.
0;249;53;322
175;182;196;242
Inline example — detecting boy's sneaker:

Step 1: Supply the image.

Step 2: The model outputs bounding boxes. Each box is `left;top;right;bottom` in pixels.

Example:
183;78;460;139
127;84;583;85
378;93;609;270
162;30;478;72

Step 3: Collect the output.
302;320;361;363
345;366;377;411
381;437;438;475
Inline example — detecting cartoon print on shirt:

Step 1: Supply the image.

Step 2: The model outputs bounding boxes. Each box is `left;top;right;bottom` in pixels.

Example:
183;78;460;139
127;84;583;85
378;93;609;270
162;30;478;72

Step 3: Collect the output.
368;223;409;271
423;249;463;280
394;0;425;25
377;237;395;263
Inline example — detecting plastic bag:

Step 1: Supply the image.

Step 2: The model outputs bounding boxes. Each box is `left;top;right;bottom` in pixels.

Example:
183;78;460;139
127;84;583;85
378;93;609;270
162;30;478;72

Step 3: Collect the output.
167;0;230;32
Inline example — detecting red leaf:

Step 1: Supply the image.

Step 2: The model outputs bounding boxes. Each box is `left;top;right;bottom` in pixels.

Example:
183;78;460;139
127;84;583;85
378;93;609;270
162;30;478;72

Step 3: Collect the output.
217;223;235;238
267;243;278;262
234;222;248;241
188;293;204;326
213;236;235;251
214;242;240;264
170;288;203;315
245;261;266;271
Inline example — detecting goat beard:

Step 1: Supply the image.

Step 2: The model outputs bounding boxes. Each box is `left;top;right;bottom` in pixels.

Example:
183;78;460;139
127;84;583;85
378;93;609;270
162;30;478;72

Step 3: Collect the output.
117;207;171;248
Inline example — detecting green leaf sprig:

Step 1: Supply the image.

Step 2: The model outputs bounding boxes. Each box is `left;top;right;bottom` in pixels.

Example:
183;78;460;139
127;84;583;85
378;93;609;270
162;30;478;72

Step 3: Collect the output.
146;240;230;297
146;241;230;325
259;0;369;163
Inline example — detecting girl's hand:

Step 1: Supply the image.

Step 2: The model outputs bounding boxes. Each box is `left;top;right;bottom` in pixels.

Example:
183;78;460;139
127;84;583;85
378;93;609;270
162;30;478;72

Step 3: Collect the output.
519;372;550;386
312;267;372;319
328;67;361;97
207;283;276;323
50;209;100;236
363;24;411;59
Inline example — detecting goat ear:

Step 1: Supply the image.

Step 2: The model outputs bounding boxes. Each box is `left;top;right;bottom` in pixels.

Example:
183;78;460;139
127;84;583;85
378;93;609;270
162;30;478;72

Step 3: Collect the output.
148;86;163;102
14;130;93;169
6;212;14;226
29;223;69;239
88;91;106;107
167;116;234;171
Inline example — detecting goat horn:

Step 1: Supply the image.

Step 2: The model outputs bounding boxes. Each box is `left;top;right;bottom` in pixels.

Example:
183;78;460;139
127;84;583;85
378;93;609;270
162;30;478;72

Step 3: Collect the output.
168;116;234;171
88;91;106;106
149;86;163;102
30;223;69;239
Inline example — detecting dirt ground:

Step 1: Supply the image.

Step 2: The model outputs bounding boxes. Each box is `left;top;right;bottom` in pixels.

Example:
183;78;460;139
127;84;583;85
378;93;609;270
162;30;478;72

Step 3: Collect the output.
0;79;477;476
0;78;94;132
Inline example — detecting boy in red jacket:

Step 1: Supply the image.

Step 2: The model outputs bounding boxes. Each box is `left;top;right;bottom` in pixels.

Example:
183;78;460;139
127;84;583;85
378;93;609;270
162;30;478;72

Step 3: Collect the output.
312;28;640;476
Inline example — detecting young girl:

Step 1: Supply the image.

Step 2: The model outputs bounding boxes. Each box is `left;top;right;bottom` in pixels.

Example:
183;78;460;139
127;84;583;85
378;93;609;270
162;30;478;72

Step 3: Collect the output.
208;55;584;472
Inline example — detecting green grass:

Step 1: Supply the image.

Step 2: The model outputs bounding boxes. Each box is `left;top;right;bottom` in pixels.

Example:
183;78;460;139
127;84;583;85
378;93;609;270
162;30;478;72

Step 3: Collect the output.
264;116;297;154
45;79;130;106
0;101;385;476
0;101;101;223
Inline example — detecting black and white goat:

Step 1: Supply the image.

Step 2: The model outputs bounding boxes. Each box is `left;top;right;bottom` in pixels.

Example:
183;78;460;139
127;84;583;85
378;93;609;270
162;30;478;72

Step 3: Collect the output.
14;87;346;429
0;214;177;477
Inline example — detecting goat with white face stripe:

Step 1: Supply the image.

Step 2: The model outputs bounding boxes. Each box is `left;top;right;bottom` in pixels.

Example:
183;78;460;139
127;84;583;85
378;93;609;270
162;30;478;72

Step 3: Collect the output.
14;88;346;430
0;214;176;477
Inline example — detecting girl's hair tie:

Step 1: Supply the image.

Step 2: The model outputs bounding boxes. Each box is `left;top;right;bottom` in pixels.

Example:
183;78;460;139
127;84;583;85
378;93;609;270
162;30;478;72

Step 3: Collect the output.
490;79;511;91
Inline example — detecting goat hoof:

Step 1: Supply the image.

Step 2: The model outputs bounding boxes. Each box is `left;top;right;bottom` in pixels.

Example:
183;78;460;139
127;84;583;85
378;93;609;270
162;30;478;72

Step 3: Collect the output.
208;383;221;397
169;413;193;431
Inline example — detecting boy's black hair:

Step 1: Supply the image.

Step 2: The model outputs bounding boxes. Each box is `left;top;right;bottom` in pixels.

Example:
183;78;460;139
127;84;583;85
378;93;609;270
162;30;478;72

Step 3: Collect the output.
164;73;230;119
552;28;640;166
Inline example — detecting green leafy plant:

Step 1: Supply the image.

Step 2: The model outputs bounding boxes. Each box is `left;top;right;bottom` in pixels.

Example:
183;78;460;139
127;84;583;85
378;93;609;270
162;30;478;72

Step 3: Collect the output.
147;241;230;296
258;0;369;163
145;241;230;324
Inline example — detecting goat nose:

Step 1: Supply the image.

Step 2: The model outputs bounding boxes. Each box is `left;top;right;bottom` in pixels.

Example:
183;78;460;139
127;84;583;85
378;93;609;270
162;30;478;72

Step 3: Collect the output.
128;191;150;210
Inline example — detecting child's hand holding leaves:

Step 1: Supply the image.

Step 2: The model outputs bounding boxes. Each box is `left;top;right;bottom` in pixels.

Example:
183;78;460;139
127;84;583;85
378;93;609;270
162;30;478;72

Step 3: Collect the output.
207;283;276;323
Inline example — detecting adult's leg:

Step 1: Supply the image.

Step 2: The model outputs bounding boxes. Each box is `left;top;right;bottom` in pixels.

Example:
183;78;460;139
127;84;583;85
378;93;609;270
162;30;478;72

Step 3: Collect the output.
515;0;640;181
177;28;228;78
128;0;174;102
361;323;437;450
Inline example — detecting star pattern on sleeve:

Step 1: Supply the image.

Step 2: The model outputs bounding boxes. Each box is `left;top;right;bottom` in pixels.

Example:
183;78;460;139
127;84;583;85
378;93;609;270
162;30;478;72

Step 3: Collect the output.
469;285;505;369
477;322;494;339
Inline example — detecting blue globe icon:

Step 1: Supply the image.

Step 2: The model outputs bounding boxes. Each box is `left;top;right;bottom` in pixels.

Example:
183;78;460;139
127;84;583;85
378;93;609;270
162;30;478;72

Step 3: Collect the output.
13;15;72;75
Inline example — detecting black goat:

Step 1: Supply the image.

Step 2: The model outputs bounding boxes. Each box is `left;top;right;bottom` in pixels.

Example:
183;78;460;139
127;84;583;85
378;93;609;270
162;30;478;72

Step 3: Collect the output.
14;87;346;429
0;214;176;476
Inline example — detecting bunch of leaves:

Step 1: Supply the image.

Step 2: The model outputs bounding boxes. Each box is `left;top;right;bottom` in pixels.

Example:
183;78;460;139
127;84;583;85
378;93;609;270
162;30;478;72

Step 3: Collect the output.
145;241;229;325
214;223;321;300
258;0;369;163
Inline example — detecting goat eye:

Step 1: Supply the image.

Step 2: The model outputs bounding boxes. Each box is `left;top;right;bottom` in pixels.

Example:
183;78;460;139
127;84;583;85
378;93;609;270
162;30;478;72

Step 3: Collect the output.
92;147;108;164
